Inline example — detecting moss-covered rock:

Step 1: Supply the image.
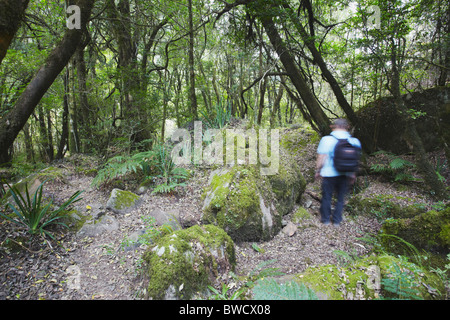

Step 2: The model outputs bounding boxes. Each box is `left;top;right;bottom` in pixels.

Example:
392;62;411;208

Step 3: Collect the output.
267;148;306;216
381;206;450;255
143;224;235;300
106;188;141;214
295;254;445;300
354;86;450;154
202;165;279;242
201;127;307;242
279;127;320;156
347;194;426;220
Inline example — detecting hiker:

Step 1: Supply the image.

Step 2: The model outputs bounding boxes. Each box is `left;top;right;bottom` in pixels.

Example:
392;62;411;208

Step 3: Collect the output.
315;119;361;226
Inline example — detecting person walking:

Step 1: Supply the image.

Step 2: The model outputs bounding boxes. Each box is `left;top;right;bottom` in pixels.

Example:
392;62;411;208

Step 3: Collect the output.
315;119;361;226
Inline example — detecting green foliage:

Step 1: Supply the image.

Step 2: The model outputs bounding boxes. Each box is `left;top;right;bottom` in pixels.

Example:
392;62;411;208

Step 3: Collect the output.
0;181;82;239
252;278;318;300
430;254;450;298
380;262;423;300
92;150;158;187
245;259;284;287
200;100;232;129
370;151;418;182
378;233;426;267
208;283;246;300
251;242;265;253
149;144;189;195
92;142;189;195
151;181;186;195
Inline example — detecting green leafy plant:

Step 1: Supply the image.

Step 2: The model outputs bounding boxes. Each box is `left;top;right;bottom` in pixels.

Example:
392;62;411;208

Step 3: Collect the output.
252;278;318;300
208;283;246;300
378;233;426;268
200;100;232;129
92;150;157;187
149;144;189;195
430;253;450;299
0;181;83;239
380;262;423;300
370;151;418;182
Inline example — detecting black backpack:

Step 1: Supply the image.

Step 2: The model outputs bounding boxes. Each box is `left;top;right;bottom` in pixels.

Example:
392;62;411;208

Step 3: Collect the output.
332;136;361;173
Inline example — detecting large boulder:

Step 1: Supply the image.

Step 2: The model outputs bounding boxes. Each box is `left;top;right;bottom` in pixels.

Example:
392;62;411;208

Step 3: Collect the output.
201;130;306;242
1;166;66;205
381;206;450;256
354;86;450;154
202;165;278;242
143;224;235;300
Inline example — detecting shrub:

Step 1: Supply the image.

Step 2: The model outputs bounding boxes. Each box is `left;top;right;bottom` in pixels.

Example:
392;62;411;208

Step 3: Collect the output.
0;180;82;239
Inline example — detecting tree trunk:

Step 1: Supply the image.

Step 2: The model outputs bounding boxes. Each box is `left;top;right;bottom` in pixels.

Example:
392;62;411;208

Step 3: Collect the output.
56;68;70;160
0;0;30;66
22;122;34;163
188;0;199;120
260;15;330;134
75;45;92;151
0;0;96;165
438;2;450;86
270;79;284;128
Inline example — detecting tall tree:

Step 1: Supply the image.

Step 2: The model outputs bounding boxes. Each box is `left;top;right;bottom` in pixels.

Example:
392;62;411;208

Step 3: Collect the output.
259;13;330;134
0;0;30;66
188;0;199;120
0;0;96;165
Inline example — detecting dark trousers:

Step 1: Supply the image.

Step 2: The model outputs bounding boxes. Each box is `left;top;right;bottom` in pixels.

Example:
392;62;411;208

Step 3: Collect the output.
320;176;348;225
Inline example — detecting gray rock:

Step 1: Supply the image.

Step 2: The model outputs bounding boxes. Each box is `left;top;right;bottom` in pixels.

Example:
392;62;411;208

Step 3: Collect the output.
106;189;141;214
77;215;119;238
149;208;181;230
282;221;297;237
122;229;147;251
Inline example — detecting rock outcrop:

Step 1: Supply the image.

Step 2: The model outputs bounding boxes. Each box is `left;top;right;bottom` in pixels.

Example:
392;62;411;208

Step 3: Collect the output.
143;224;235;300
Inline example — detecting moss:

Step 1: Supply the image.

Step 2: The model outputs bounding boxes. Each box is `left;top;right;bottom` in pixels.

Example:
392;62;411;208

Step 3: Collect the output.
267;149;306;216
203;165;270;241
347;194;425;220
292;207;312;223
143;224;235;300
295;255;445;300
109;189;140;211
280;127;319;156
382;207;450;254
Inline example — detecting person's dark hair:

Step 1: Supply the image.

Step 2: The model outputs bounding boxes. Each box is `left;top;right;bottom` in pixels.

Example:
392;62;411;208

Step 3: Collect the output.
332;118;349;129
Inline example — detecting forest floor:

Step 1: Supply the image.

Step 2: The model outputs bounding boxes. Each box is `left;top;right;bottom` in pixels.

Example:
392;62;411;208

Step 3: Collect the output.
0;138;447;300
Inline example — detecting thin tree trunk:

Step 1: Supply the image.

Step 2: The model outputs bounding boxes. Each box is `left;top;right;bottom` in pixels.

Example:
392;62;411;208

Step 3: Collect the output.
260;15;330;135
56;68;70;160
270;79;284;128
188;0;199;119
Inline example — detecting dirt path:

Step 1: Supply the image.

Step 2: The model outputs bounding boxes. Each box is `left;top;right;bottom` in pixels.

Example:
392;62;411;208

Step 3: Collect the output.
0;163;382;300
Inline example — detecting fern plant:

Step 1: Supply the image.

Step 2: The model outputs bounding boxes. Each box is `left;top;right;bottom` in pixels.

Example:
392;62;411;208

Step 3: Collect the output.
380;263;423;300
371;152;417;182
0;180;82;239
252;278;318;300
92;150;157;187
149;144;189;194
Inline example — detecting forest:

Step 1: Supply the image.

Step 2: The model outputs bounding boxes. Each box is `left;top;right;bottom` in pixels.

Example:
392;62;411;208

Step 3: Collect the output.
0;0;449;301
